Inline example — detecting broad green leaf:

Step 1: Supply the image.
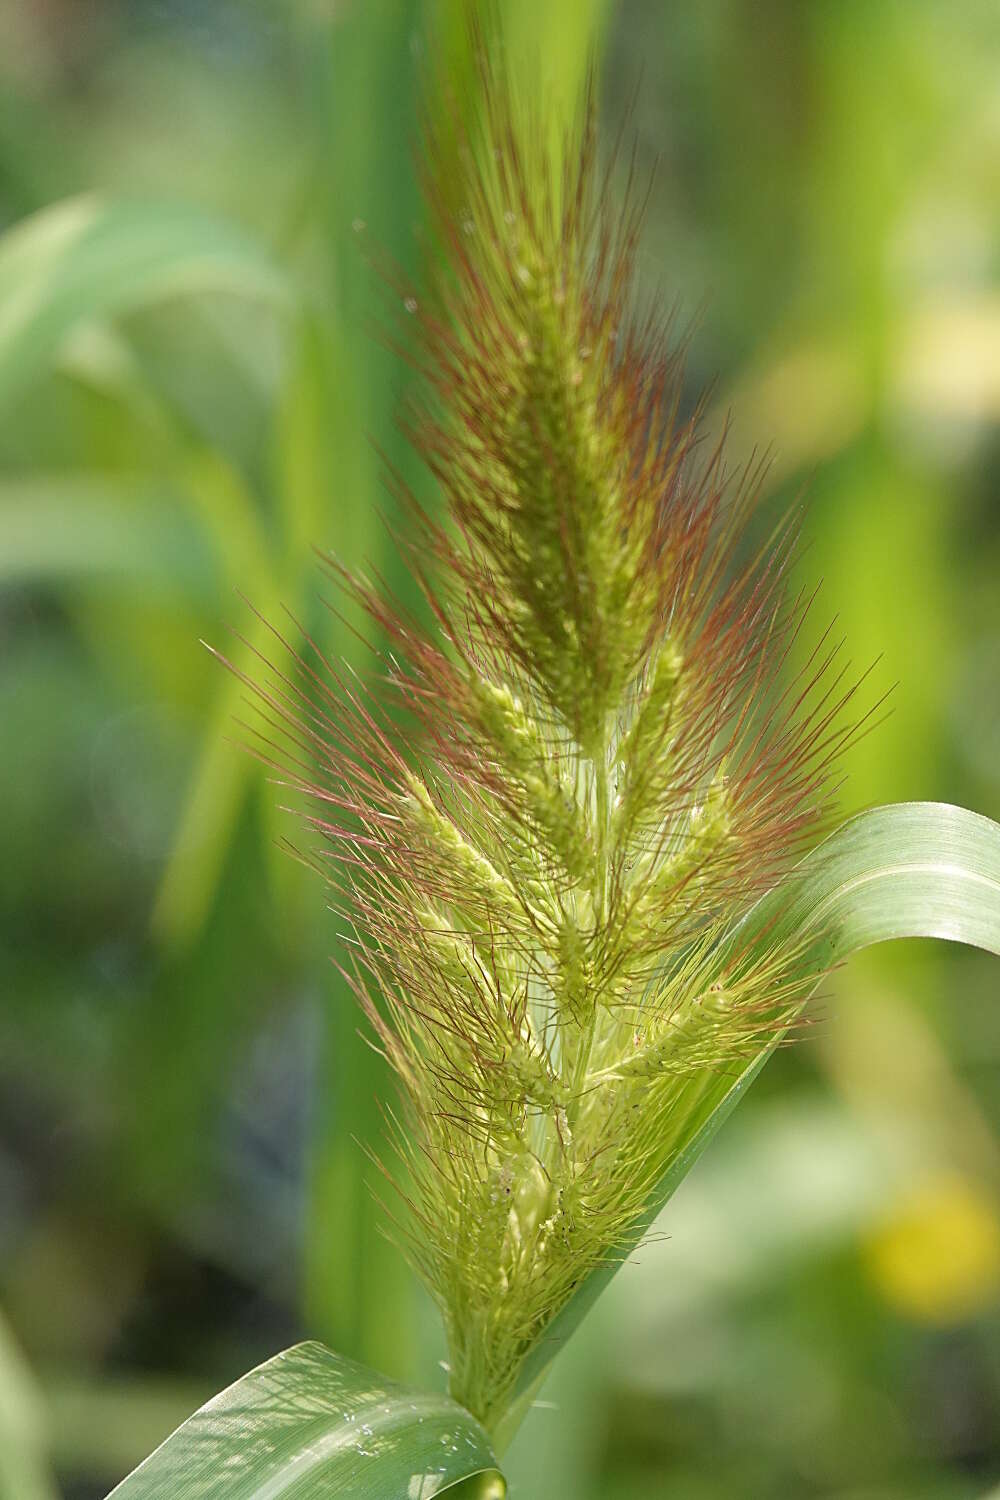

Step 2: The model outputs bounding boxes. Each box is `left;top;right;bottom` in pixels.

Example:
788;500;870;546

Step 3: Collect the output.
107;1342;505;1500
0;194;290;415
302;0;434;1378
503;801;1000;1437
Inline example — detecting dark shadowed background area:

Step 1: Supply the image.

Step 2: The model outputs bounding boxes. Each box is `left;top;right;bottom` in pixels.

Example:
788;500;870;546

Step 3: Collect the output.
1;2;999;1496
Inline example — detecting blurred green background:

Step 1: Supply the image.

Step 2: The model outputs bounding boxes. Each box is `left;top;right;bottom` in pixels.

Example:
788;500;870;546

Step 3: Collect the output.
1;2;999;1496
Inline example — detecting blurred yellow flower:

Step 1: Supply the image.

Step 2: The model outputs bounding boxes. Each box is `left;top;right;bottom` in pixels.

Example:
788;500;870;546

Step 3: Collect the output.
865;1172;1000;1324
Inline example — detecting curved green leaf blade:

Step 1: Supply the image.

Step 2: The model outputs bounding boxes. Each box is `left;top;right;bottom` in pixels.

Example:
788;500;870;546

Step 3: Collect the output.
0;194;290;415
505;801;1000;1428
106;1342;505;1499
753;799;1000;964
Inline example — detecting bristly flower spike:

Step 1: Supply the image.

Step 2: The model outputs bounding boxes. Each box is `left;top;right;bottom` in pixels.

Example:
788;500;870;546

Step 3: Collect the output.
223;49;869;1435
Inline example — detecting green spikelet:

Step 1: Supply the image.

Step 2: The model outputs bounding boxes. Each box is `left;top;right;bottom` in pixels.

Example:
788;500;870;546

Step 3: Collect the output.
470;677;592;881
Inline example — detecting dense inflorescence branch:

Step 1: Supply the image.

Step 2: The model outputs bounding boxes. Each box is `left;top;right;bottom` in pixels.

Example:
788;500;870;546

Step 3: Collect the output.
223;56;869;1433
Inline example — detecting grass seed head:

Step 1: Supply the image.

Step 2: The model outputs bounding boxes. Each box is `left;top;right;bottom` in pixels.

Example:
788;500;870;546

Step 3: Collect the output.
234;44;867;1433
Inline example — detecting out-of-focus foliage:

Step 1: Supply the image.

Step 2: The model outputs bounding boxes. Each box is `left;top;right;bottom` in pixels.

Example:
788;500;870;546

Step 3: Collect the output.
0;1310;57;1500
0;1;998;1497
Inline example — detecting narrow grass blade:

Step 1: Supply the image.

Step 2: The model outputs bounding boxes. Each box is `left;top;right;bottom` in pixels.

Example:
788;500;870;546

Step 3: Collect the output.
504;801;1000;1430
105;1342;505;1499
